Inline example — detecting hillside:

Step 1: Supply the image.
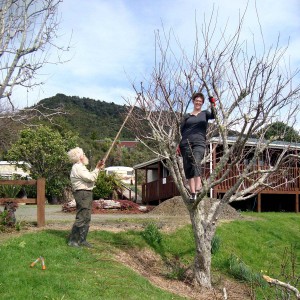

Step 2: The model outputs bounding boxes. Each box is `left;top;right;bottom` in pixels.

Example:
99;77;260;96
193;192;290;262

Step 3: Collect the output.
24;94;154;168
35;93;135;140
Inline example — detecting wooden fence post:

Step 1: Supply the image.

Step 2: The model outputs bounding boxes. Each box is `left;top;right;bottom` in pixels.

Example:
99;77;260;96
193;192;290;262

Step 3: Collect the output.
36;178;46;227
257;193;261;213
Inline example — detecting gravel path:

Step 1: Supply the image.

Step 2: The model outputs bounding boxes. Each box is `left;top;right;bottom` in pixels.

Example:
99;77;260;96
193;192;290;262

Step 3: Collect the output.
14;204;190;231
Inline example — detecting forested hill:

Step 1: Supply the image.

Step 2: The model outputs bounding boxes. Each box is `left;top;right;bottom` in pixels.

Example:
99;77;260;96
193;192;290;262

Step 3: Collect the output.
35;93;135;140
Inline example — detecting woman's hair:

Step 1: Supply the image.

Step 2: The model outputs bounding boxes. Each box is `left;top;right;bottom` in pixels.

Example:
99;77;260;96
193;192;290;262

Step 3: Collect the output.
67;147;83;163
192;92;205;102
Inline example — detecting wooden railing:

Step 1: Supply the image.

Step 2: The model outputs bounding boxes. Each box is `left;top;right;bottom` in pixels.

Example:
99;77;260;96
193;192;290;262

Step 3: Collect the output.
119;182;133;200
214;166;300;193
0;178;46;227
142;176;180;203
142;166;299;203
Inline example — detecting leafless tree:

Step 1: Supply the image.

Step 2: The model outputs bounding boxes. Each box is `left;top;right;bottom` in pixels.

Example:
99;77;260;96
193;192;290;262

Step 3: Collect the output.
126;10;300;288
0;0;69;125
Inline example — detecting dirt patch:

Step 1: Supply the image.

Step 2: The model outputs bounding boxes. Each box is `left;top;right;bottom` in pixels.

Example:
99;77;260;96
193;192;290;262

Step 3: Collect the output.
149;196;242;220
115;247;252;300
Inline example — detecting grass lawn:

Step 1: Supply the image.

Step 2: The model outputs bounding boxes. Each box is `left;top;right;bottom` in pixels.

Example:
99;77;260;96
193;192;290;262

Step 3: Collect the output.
1;212;300;299
0;229;185;300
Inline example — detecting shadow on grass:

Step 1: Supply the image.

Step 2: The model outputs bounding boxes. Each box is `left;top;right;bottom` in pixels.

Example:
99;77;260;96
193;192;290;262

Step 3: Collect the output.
45;229;69;241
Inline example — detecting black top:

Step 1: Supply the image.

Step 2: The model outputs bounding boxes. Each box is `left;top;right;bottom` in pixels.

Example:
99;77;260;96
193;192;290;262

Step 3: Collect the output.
180;109;215;146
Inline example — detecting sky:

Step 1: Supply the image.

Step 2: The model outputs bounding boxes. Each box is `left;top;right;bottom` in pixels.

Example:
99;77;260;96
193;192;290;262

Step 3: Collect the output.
15;0;300;127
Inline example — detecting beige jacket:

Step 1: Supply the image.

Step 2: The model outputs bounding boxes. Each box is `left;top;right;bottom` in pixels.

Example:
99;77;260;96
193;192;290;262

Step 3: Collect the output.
70;162;99;191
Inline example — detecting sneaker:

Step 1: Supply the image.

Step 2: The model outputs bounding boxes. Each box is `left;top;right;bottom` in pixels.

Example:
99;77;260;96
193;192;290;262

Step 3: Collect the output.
189;193;196;203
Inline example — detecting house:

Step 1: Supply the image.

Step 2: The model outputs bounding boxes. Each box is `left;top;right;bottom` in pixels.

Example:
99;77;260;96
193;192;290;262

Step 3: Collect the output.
133;157;179;205
0;161;31;179
116;140;139;151
133;137;300;212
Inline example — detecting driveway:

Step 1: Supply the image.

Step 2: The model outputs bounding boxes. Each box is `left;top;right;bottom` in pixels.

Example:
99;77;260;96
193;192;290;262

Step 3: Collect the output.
15;204;190;231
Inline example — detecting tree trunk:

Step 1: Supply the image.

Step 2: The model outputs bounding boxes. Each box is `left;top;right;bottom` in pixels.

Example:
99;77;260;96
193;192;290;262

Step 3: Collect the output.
190;207;215;288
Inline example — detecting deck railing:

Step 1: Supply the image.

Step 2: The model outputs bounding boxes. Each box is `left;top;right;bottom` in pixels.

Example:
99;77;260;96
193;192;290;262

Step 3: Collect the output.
214;166;299;193
142;176;180;204
142;166;299;203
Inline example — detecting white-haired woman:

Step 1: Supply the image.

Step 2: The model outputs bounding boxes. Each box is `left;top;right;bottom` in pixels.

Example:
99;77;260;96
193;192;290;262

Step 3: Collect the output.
67;147;105;247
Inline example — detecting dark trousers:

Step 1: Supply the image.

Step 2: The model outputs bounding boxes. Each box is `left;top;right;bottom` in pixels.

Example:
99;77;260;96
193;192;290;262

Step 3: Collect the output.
72;190;93;228
179;144;205;179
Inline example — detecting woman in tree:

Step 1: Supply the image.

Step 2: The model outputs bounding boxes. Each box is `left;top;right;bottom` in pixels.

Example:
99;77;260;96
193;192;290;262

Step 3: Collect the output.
179;92;216;202
67;147;105;247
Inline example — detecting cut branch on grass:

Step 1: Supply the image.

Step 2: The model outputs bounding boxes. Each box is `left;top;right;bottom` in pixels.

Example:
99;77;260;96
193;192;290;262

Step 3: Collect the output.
263;275;300;299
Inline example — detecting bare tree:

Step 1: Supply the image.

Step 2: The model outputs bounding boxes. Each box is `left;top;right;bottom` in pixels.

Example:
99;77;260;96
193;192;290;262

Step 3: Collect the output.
126;10;300;288
0;0;69;121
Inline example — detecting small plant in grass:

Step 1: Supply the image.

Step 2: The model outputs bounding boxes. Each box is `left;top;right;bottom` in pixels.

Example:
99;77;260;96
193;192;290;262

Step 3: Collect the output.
211;234;221;254
15;221;22;231
142;222;163;245
226;254;265;286
0;210;8;231
164;255;188;281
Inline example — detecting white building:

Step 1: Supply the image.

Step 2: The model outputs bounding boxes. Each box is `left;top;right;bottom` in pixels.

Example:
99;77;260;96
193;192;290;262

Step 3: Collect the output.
0;161;31;179
105;166;134;184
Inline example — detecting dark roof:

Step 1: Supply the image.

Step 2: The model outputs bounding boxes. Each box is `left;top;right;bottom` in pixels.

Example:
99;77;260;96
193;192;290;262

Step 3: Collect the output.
210;136;300;150
133;157;163;170
134;136;300;169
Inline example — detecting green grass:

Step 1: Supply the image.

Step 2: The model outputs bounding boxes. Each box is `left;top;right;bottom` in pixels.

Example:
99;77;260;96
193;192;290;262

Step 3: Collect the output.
2;212;300;299
0;230;186;300
213;212;300;299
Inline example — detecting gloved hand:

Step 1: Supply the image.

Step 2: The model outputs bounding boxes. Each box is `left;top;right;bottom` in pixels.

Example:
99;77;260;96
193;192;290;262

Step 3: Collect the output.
208;96;216;107
96;159;105;170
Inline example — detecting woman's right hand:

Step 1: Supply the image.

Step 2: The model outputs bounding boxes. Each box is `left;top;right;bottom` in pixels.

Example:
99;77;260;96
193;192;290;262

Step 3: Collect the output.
96;159;105;170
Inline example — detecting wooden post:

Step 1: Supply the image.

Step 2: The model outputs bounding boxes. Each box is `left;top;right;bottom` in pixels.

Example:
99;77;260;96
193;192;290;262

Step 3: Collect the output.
158;162;161;203
257;193;261;213
134;169;138;202
296;193;299;213
212;143;217;198
36;178;46;227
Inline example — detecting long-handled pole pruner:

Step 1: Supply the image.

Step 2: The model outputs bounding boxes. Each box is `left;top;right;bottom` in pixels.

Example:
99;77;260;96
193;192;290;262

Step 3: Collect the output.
102;96;139;163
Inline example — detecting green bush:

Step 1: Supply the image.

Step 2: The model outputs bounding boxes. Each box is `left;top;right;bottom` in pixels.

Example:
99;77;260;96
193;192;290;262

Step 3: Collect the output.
5;125;78;202
93;171;123;199
142;222;163;245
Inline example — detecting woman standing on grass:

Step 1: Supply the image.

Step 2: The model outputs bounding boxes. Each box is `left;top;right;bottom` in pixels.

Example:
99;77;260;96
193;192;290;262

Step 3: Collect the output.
67;147;105;247
179;92;216;203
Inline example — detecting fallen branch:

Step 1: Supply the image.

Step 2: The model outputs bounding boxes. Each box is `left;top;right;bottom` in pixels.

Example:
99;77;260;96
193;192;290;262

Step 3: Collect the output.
263;275;300;299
